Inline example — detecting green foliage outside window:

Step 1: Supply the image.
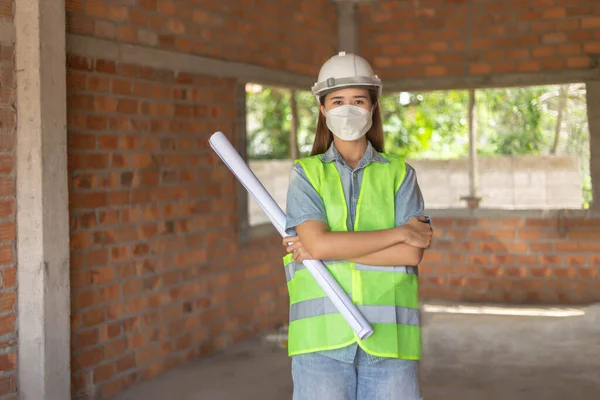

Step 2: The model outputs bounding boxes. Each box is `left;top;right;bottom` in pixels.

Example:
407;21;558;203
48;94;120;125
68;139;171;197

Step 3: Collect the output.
246;83;591;207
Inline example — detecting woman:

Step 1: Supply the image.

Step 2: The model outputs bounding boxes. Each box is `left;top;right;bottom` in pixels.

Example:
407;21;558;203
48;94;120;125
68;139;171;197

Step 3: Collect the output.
281;52;432;400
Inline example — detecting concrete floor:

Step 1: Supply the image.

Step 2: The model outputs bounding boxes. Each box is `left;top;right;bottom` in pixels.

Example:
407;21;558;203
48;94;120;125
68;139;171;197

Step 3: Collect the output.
113;302;600;400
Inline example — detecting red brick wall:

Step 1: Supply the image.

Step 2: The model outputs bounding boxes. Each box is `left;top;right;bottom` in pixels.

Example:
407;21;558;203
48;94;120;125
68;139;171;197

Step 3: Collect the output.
67;56;287;398
0;0;17;397
359;0;600;80
66;0;338;76
420;216;600;304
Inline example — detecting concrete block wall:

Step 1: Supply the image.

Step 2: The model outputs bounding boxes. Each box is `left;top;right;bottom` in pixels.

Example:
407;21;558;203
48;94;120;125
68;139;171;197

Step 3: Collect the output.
0;0;17;398
420;215;600;304
248;156;584;226
410;155;583;209
359;0;600;80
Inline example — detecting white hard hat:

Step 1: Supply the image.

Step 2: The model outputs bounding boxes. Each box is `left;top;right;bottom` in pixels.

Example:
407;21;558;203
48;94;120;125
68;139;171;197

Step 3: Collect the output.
311;52;382;99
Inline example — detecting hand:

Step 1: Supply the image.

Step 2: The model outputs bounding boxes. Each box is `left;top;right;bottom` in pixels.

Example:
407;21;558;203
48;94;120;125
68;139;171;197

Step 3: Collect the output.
282;236;314;263
398;216;432;249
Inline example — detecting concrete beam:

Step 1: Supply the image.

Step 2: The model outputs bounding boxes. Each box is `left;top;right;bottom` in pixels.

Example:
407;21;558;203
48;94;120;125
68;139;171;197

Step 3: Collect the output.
383;68;600;93
67;35;313;90
586;82;600;212
15;0;70;398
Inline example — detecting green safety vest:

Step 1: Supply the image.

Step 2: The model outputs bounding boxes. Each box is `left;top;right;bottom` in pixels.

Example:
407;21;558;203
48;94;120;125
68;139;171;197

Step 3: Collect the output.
282;153;421;359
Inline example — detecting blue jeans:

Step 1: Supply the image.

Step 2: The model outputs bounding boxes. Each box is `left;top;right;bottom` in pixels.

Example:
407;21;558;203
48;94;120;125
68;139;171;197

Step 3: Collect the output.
291;347;422;400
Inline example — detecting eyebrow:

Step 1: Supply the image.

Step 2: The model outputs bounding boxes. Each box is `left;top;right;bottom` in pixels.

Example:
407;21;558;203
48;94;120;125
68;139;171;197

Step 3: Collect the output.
329;95;368;100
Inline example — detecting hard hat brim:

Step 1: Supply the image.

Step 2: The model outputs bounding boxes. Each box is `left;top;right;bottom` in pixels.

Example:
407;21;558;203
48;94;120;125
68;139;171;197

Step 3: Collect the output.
311;76;382;98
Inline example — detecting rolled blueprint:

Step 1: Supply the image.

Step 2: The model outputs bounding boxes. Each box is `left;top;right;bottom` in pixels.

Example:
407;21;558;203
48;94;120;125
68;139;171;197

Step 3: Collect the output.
209;131;373;339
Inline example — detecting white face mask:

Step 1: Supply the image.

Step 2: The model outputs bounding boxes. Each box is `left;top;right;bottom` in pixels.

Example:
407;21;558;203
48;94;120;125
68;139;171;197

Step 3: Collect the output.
325;105;373;141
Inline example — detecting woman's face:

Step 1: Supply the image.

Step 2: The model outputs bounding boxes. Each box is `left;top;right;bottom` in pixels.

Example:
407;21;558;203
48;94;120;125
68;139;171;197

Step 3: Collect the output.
320;87;373;116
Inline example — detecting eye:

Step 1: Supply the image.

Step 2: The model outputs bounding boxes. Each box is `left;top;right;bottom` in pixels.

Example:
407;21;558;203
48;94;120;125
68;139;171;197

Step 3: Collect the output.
354;100;364;105
332;100;342;105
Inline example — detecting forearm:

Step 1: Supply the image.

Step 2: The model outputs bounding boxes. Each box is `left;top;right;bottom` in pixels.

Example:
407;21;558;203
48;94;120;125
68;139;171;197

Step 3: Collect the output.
348;243;424;266
298;222;405;260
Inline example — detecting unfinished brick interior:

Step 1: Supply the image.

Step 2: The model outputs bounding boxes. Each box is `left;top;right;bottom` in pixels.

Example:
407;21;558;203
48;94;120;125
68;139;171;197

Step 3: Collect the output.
4;0;600;399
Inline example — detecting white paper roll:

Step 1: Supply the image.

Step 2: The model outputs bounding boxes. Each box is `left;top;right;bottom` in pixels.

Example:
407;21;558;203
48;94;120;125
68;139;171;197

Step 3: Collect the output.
209;131;373;339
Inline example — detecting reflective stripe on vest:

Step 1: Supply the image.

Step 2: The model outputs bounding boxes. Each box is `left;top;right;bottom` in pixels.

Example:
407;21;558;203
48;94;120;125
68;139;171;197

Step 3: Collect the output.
290;297;421;326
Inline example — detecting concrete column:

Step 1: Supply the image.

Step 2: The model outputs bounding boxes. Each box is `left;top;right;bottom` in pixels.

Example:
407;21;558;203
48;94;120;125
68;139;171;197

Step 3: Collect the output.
587;82;600;212
15;0;70;398
336;1;358;54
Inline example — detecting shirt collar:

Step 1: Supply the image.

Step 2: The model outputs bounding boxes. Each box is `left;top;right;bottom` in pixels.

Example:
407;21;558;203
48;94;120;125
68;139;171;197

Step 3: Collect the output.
320;140;390;167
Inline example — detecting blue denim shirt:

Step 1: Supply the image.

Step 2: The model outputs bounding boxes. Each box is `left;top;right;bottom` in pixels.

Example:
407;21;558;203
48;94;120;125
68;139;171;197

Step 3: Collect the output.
284;140;429;365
